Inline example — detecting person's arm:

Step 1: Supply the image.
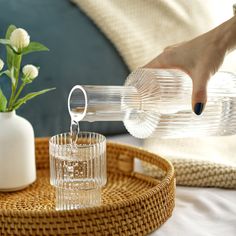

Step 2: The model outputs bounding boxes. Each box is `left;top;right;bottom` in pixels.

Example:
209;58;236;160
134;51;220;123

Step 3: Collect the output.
144;16;236;115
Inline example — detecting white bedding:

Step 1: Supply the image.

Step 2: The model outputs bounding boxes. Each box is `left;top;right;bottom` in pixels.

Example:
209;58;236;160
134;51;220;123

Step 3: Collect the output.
108;134;236;236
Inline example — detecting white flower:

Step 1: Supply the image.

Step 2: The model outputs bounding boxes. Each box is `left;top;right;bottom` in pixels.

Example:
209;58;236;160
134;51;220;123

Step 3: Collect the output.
0;59;4;71
22;65;38;79
10;28;30;51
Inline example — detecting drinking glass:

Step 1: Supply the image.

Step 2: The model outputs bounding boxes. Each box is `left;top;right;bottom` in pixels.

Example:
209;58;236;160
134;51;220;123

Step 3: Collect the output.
49;132;106;210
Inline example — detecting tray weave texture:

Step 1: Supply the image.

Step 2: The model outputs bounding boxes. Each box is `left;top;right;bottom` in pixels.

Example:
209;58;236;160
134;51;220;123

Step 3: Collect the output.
0;138;175;235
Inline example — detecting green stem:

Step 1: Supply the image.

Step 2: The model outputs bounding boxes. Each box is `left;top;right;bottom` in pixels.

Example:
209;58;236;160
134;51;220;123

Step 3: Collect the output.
8;78;15;111
14;54;22;90
8;54;22;110
12;82;26;105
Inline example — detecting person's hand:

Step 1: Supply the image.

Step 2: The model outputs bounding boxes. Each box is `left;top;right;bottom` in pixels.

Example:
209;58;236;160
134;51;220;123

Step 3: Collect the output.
144;16;236;115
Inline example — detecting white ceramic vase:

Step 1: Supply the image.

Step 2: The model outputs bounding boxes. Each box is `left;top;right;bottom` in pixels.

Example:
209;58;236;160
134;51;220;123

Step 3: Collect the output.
0;111;36;191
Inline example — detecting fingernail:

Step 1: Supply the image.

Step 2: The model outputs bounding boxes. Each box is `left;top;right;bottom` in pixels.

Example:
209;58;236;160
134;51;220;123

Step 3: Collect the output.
194;103;204;115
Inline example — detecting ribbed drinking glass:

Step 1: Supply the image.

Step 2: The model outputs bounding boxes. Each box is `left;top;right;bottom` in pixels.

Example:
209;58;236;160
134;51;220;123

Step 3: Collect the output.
49;132;106;210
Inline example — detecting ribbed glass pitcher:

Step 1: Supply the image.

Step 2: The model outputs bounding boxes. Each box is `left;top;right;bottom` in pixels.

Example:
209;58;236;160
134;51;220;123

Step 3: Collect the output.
68;68;236;139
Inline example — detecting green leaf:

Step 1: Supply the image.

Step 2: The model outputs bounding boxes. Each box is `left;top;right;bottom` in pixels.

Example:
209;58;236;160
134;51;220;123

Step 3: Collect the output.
0;68;16;84
5;25;17;39
12;88;55;110
0;70;10;78
22;42;49;55
0;39;11;45
0;89;7;112
6;46;14;68
5;25;17;68
4;69;12;78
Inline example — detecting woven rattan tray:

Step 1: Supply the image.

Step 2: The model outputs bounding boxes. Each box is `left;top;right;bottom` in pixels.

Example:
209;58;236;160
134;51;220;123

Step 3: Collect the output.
0;138;175;235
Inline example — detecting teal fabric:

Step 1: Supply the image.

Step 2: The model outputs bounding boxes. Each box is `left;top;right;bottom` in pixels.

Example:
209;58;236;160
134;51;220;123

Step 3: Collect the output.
0;0;129;137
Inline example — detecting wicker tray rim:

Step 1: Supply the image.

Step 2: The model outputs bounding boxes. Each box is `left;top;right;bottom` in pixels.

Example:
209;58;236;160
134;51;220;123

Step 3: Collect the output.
0;139;175;217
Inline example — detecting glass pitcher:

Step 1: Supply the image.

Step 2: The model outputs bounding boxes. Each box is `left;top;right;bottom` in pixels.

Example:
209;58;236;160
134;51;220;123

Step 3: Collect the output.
68;68;236;139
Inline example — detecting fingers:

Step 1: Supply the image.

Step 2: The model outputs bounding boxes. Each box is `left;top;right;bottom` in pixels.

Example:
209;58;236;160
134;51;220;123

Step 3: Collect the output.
143;45;212;116
191;72;210;115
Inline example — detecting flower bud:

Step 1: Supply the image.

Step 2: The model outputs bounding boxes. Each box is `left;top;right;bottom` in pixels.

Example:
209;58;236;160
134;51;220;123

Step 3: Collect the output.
22;65;38;79
10;28;30;51
0;59;4;71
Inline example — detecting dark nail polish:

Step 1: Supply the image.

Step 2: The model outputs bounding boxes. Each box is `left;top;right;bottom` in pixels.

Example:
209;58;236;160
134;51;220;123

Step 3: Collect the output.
194;103;204;115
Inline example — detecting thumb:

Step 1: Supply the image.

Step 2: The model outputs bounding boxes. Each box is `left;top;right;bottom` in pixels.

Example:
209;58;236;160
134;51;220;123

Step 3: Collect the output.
144;57;163;68
191;73;209;115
